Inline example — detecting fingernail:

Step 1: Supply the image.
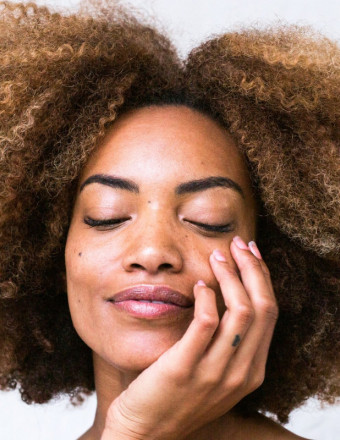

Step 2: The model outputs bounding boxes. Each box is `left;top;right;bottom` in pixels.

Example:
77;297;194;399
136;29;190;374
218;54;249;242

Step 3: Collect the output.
248;241;262;259
212;249;227;262
196;280;206;286
233;236;249;250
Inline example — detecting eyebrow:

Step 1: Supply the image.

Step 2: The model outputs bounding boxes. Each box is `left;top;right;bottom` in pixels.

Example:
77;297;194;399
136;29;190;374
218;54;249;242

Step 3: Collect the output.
79;174;245;198
80;174;139;193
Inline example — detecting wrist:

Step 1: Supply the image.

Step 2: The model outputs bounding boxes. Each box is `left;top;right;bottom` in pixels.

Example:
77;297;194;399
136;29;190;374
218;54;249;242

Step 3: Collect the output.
104;399;186;440
102;403;151;440
101;426;144;440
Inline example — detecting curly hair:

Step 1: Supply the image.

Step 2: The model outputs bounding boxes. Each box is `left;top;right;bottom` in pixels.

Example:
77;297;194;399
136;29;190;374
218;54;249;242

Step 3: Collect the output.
0;0;339;425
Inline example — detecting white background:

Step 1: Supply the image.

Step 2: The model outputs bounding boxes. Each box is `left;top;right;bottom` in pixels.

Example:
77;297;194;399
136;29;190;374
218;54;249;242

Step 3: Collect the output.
1;0;339;439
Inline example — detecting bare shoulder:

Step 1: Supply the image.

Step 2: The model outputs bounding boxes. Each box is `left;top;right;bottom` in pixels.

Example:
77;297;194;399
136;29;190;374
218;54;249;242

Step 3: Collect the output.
248;412;312;440
227;411;313;440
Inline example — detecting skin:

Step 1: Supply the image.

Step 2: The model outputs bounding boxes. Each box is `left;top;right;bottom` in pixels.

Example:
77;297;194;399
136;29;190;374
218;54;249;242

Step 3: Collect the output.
65;105;308;440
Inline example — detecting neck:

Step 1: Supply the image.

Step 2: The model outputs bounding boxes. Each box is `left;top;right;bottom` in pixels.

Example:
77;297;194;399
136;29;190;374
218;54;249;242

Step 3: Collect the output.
83;352;141;440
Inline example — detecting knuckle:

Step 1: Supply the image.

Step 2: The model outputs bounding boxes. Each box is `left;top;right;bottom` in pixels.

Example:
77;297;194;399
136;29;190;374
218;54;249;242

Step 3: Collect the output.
197;312;219;331
257;299;279;321
260;262;271;278
226;373;247;391
167;364;190;384
246;256;262;270
219;264;238;279
235;304;254;324
249;371;265;391
203;373;220;388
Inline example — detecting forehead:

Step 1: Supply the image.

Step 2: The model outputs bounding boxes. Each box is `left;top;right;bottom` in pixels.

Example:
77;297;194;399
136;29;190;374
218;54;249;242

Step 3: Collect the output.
80;105;252;198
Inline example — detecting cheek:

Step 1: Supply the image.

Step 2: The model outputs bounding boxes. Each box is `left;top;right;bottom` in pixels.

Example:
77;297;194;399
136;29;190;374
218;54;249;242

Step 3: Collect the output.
65;230;119;294
64;232;115;342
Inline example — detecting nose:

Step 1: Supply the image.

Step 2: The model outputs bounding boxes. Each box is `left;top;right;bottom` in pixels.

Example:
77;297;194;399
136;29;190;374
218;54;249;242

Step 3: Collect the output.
121;216;183;274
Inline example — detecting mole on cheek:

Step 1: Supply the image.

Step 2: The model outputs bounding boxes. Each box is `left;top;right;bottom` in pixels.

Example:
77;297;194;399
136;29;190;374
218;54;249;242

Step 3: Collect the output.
78;252;82;257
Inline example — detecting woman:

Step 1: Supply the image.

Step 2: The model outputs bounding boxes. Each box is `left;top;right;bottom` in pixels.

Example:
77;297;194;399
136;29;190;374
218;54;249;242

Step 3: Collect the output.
0;1;339;439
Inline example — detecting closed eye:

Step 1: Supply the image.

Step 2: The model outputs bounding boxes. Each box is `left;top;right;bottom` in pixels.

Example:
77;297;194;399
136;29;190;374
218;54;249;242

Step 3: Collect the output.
83;216;233;234
186;220;233;233
83;216;130;229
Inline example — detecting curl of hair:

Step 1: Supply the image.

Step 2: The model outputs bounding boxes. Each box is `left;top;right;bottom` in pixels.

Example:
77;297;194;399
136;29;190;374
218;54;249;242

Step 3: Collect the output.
0;0;339;425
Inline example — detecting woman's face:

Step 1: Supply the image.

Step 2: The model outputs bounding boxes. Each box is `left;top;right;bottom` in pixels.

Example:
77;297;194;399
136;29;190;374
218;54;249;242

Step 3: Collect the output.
65;105;257;372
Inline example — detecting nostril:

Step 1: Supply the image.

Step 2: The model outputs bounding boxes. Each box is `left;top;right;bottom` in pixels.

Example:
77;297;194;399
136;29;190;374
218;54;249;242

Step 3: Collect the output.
124;251;182;273
130;263;144;269
159;263;173;270
129;262;173;271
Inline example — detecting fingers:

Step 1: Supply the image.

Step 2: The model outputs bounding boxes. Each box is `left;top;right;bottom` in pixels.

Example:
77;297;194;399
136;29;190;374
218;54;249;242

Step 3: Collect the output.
202;237;278;382
227;238;279;376
172;236;278;385
236;238;276;301
175;280;219;369
173;242;258;372
230;238;277;319
202;251;255;369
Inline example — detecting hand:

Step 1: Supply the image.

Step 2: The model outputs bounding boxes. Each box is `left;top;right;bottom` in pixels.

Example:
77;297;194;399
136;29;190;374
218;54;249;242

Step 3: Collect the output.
101;236;279;440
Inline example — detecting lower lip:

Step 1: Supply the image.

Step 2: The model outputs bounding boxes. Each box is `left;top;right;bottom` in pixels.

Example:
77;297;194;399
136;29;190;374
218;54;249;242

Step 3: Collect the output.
108;300;191;319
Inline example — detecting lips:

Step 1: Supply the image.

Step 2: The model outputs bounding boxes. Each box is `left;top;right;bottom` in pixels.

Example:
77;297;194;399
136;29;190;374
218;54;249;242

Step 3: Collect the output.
107;285;194;319
108;285;193;307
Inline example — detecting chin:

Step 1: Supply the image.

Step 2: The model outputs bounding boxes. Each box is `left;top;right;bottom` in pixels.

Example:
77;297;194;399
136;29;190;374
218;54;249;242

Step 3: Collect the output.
95;326;186;372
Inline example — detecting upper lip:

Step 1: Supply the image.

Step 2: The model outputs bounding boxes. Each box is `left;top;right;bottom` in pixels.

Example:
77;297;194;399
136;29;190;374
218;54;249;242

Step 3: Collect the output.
108;285;194;307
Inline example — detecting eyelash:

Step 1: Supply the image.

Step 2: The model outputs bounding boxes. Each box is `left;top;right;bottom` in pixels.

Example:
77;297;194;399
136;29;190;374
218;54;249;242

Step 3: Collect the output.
83;217;233;233
188;220;233;233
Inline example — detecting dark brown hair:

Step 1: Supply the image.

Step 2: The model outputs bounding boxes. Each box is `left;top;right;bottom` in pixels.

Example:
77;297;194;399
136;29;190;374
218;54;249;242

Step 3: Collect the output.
0;0;339;424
